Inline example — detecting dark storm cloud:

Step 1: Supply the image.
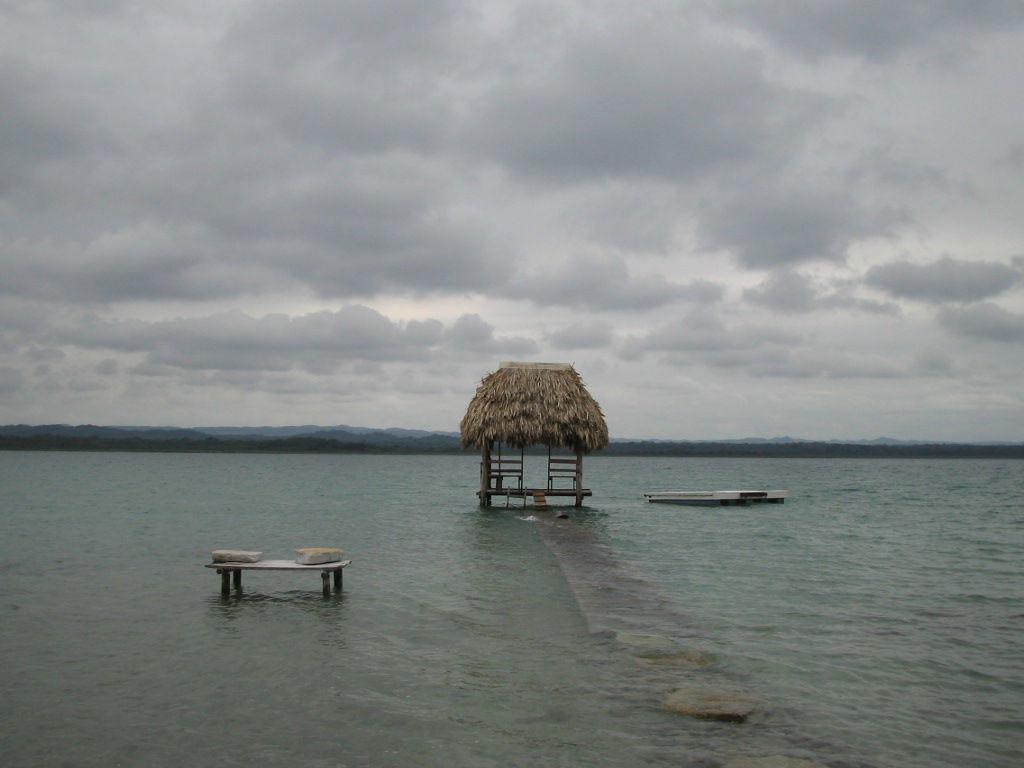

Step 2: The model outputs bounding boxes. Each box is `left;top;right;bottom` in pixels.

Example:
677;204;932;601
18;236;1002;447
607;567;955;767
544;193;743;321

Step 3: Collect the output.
913;350;956;376
223;0;465;153
745;353;903;380
743;270;818;313
53;306;449;372
545;323;614;351
229;0;465;72
0;367;26;395
865;257;1021;303
617;309;921;381
509;254;723;311
0;138;495;304
938;303;1024;344
621;314;906;379
442;314;537;356
46;306;539;374
0;232;260;303
717;0;1024;61
699;183;905;269
627;312;799;357
0;0;498;306
467;28;825;183
568;184;682;254
0;56;89;194
745;270;901;315
95;359;118;376
25;347;66;362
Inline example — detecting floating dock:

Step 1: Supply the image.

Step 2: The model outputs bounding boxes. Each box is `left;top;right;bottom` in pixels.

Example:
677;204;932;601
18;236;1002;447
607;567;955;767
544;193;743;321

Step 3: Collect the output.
643;490;787;506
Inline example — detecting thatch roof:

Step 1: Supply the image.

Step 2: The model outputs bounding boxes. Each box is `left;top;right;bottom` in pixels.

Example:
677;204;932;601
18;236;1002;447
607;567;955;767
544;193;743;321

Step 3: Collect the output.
460;362;609;452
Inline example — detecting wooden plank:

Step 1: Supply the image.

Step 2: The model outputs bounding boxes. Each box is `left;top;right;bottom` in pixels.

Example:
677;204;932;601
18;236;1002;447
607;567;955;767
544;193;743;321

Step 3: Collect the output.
205;561;354;573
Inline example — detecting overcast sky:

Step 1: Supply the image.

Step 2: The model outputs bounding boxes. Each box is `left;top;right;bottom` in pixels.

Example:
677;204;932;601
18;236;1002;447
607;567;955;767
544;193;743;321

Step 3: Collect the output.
2;0;1023;441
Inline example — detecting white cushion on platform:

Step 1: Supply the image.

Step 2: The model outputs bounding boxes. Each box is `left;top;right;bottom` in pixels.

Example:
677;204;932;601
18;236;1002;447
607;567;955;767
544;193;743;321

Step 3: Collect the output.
211;549;263;563
295;547;343;564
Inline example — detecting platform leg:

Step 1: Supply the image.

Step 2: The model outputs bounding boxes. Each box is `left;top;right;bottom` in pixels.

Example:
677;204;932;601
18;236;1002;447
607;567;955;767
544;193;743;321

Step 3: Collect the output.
333;569;343;592
321;570;330;597
232;569;242;590
218;568;230;596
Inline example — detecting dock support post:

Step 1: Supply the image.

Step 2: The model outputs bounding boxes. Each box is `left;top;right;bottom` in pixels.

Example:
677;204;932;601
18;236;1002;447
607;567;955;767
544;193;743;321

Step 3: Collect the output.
321;570;330;597
218;568;230;596
333;569;343;592
479;444;492;507
232;570;242;590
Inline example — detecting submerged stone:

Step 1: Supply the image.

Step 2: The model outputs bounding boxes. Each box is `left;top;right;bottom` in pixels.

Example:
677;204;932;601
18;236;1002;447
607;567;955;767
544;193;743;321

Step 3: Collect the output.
662;687;763;722
723;758;826;768
615;632;681;654
634;650;715;668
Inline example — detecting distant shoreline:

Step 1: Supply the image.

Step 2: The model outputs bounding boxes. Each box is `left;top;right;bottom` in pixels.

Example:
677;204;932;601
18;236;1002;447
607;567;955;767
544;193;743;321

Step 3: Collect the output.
2;433;1022;459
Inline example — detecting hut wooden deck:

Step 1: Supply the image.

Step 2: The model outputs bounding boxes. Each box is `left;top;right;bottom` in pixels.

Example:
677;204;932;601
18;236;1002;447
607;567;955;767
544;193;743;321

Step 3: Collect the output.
205;559;352;596
482;486;593;508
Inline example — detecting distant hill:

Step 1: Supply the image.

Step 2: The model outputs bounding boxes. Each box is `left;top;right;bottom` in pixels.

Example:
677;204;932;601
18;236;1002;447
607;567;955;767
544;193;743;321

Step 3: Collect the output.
1;424;1021;458
0;424;210;440
189;424;460;440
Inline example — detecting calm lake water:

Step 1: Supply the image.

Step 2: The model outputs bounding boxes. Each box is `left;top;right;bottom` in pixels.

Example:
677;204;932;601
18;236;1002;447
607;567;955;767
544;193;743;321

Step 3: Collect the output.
1;451;1021;767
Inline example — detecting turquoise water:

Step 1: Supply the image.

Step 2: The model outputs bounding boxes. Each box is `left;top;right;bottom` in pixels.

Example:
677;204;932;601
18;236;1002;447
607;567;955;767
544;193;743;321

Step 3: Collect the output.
1;451;1021;767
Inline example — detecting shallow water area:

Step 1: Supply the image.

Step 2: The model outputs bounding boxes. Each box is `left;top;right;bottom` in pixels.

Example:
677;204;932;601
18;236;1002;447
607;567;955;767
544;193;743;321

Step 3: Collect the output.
1;451;1022;767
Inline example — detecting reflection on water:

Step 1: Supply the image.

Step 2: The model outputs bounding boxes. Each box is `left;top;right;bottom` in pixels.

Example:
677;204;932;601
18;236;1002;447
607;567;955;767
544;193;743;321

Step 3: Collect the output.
207;590;350;652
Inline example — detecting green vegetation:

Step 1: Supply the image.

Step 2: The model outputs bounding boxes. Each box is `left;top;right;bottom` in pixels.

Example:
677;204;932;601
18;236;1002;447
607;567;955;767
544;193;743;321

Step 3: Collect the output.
1;426;1021;458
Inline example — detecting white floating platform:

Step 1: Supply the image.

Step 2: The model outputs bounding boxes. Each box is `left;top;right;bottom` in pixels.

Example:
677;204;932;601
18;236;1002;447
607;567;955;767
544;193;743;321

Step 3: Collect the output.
644;490;788;506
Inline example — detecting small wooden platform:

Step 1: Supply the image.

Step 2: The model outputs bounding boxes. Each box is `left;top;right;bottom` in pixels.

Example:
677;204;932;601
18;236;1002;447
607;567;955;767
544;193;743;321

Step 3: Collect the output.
205;559;352;596
644;490;787;506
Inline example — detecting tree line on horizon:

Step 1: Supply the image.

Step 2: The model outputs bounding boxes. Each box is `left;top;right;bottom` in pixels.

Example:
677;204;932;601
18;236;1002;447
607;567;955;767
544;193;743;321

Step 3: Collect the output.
1;424;1021;459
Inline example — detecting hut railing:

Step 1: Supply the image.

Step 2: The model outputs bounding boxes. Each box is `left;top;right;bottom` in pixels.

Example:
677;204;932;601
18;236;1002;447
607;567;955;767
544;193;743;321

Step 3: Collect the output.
489;458;524;490
547;451;582;491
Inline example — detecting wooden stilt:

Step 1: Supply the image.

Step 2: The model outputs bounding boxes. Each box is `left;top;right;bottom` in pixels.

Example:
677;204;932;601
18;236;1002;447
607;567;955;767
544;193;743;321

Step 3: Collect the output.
575;450;584;507
480;444;491;507
333;569;343;592
218;568;230;596
321;570;330;597
232;570;242;589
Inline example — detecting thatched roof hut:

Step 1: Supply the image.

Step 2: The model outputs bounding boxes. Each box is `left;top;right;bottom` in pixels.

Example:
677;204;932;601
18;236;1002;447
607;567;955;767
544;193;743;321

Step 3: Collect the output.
461;362;608;507
460;362;608;452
